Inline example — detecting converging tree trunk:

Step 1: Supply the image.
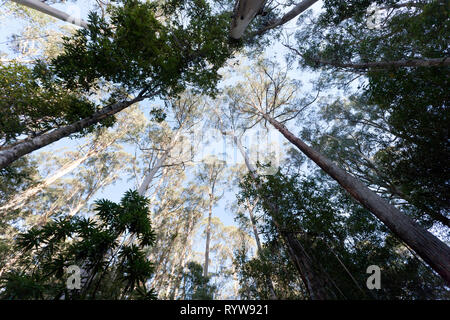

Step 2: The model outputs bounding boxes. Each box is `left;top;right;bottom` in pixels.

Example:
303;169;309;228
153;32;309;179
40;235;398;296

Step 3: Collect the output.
245;198;278;299
11;0;88;28
0;151;93;214
234;135;332;299
282;232;335;300
231;0;319;39
204;193;213;278
263;114;450;283
0;97;143;170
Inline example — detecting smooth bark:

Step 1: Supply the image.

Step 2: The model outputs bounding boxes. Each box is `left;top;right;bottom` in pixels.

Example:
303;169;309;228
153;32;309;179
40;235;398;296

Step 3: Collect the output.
203;193;213;278
137;128;183;196
250;0;319;37
0;97;143;170
313;57;450;69
12;0;88;28
0;151;92;214
235;135;330;299
230;0;267;39
264;114;450;283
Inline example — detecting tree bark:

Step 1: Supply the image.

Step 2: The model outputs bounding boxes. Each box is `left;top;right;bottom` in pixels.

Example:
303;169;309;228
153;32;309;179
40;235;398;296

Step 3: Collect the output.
282;232;334;300
137;128;182;196
250;0;319;37
264;114;450;284
11;0;88;28
234;134;331;299
137;152;169;196
203;193;213;278
245;198;278;299
230;0;267;39
0;97;143;170
313;57;450;69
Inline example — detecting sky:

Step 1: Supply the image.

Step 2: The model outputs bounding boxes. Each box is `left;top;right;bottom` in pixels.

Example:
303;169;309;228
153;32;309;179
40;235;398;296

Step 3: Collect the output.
0;1;324;294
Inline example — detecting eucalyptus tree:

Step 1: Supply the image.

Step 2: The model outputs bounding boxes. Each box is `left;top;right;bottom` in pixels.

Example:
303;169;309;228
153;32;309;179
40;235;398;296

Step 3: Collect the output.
0;106;144;215
178;261;217;300
195;156;227;279
210;94;280;298
123;92;205;197
147;174;198;288
215;63;338;299
11;0;88;28
0;0;235;169
288;0;449;226
228;59;450;283
295;96;450;228
204;218;254;299
1;0;77;63
237;164;449;299
0;133;134;278
230;0;319;40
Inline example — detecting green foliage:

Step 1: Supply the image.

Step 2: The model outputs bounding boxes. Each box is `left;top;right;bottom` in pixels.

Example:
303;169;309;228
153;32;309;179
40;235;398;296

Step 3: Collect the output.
52;0;235;97
293;0;450;226
0;157;38;206
234;240;306;299
0;0;236;149
320;0;397;25
181;261;216;300
0;190;157;300
0;63;98;144
366;65;449;218
236;167;449;299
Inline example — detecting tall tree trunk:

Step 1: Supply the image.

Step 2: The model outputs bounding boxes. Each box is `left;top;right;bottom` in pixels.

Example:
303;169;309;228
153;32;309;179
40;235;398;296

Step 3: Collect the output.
11;0;88;28
203;193;213;278
263;114;450;283
0;97;143;170
137;152;169;196
230;0;267;39
282;232;334;300
246;199;262;252
245;198;278;299
234;134;330;299
250;0;319;37
1;149;98;215
137;128;182;196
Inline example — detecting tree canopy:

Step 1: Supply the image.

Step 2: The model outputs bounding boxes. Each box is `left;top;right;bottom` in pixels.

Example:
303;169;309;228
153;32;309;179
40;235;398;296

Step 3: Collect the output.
0;0;448;301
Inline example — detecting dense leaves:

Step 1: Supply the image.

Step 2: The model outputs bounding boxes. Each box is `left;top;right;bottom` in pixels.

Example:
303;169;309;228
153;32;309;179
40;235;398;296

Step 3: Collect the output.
52;0;235;97
292;0;450;226
236;167;449;299
0;190;157;299
0;63;98;144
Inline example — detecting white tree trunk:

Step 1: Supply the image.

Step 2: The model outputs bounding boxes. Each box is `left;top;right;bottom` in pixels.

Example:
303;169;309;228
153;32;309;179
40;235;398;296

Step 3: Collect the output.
234;135;279;299
249;0;319;38
0;97;143;170
230;0;267;39
203;193;213;278
11;0;88;28
0;151;92;214
137;128;183;196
